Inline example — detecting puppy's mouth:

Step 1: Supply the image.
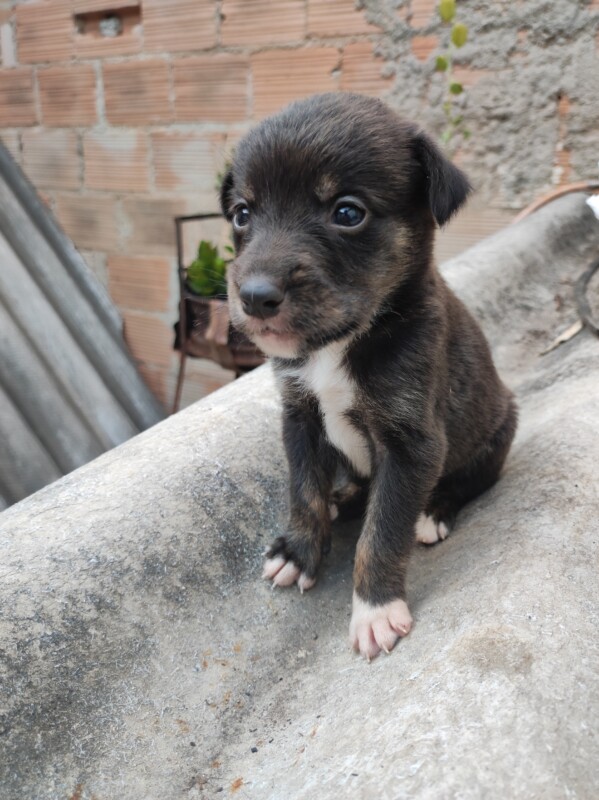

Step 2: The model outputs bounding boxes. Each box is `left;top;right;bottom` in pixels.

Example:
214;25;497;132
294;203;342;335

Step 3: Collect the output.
243;319;300;358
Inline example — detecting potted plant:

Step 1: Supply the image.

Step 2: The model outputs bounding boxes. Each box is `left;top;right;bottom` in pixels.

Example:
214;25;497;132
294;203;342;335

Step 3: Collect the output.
173;216;265;412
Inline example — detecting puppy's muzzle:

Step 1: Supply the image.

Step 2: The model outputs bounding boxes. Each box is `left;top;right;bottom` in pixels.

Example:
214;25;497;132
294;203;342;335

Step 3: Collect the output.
239;276;284;319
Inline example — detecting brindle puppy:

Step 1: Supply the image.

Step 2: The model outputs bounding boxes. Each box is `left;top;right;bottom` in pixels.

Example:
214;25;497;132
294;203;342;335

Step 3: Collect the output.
220;93;517;660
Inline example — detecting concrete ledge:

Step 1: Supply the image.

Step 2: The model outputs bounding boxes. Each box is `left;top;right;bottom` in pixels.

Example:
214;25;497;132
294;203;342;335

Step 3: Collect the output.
1;194;599;799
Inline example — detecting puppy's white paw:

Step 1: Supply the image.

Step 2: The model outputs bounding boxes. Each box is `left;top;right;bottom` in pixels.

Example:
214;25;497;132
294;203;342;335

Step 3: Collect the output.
415;513;449;545
349;593;412;661
262;556;316;593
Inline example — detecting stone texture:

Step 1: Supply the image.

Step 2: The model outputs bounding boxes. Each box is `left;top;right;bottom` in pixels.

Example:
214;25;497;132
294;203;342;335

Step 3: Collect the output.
362;0;599;205
0;194;598;799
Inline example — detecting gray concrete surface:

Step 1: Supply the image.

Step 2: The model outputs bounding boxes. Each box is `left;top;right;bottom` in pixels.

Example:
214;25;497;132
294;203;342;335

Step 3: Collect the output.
1;194;598;799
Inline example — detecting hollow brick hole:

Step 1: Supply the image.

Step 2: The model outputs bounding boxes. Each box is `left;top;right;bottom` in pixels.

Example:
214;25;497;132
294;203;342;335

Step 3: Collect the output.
74;3;141;40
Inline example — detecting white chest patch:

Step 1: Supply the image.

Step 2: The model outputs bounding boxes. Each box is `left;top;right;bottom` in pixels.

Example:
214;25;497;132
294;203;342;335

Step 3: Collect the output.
296;342;371;477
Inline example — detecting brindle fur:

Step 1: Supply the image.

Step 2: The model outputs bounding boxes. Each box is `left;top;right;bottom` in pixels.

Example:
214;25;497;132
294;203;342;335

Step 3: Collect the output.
221;94;517;616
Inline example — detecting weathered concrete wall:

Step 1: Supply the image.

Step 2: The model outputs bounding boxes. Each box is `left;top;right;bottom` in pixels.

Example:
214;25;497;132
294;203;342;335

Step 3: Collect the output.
364;0;599;206
0;194;598;799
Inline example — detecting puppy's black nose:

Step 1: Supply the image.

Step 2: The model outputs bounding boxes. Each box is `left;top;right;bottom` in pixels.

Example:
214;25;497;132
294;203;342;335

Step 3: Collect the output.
239;277;284;319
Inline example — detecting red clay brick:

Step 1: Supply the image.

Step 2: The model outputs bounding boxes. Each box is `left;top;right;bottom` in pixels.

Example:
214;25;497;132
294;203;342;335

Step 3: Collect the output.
221;0;305;46
122;196;191;255
340;42;391;96
151;130;226;196
558;93;571;117
180;359;235;406
72;0;139;10
55;193;120;251
0;131;20;163
84;130;149;192
22;129;80;190
123;311;173;368
307;0;376;37
252;47;339;118
107;254;171;312
410;0;437;28
411;35;439;61
173;54;249;123
103;59;173;125
554;146;571;184
223;125;251;157
15;0;74;64
74;7;142;58
0;68;37;126
143;0;217;53
137;362;169;408
38;65;97;127
451;67;490;88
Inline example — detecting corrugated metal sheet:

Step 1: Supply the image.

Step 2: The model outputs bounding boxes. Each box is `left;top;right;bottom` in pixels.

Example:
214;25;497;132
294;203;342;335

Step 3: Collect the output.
0;141;164;508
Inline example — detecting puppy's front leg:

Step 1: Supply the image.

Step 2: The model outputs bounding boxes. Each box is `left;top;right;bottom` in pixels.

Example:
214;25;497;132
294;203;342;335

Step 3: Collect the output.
350;440;443;659
263;397;337;592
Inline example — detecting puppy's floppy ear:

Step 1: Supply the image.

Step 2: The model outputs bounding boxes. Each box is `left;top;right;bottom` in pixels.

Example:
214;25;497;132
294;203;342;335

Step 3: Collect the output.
219;168;234;218
414;132;471;226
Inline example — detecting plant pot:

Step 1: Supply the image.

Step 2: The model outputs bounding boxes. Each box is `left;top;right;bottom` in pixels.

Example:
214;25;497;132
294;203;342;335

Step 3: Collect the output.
174;287;265;373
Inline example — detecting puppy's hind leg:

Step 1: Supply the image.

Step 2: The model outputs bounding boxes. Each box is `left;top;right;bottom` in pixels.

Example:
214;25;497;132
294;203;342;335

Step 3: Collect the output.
419;397;518;544
329;463;368;523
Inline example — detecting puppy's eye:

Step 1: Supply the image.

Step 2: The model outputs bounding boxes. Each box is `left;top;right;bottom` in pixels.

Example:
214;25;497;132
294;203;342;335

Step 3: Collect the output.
233;205;250;231
332;200;366;228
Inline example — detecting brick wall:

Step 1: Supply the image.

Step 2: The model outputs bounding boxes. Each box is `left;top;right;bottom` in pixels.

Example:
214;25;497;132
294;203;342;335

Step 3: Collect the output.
1;0;596;410
0;0;393;410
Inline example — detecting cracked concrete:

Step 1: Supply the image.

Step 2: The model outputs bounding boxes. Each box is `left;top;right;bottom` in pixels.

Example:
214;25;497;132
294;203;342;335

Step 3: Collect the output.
0;194;598;798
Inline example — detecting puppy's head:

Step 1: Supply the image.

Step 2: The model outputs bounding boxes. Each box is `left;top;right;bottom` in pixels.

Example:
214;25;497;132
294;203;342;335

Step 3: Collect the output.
221;93;470;360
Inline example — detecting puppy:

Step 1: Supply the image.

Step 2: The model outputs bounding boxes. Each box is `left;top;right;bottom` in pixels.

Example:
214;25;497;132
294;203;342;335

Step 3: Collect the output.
220;93;517;660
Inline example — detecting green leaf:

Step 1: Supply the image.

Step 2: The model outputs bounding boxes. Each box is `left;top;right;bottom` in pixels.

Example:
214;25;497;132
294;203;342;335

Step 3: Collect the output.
187;240;228;296
438;0;456;23
451;22;468;48
449;81;464;95
435;55;449;72
197;240;216;263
